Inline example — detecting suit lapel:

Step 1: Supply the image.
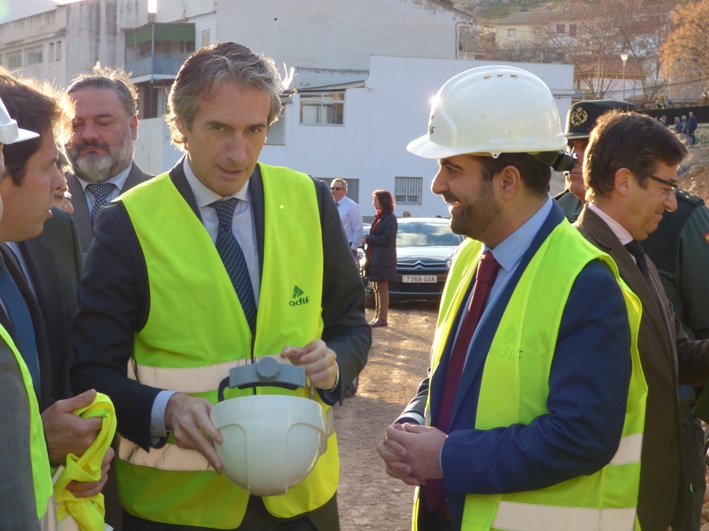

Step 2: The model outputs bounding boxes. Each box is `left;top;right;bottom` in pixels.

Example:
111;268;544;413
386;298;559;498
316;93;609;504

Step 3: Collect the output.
447;203;566;427
0;244;52;408
68;163;153;261
66;173;93;257
577;206;676;377
168;158;265;272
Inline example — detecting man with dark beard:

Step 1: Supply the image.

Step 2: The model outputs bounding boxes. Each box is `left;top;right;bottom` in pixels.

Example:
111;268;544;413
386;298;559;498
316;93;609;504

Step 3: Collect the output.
64;66;152;527
64;65;152;261
377;65;647;531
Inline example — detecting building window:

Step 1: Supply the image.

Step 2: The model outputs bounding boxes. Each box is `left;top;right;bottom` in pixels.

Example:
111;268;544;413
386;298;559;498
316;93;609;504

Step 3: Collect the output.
569;24;577;36
49;43;55;62
7;53;22;69
395;177;423;205
507;28;516;37
56;41;62;61
556;24;565;34
300;92;344;125
201;30;210;48
27;47;43;66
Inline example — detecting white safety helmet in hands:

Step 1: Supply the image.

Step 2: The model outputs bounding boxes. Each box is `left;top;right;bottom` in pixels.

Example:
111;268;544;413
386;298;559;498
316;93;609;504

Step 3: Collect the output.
211;358;329;496
407;65;567;159
0;97;39;145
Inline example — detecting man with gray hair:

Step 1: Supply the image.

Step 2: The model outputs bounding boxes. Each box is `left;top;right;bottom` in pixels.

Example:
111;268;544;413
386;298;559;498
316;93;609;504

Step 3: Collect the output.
64;64;152;260
330;178;363;258
71;42;369;530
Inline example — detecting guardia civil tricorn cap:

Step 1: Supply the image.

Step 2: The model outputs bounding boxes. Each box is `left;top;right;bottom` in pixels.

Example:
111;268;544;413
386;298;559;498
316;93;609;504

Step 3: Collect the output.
565;100;636;140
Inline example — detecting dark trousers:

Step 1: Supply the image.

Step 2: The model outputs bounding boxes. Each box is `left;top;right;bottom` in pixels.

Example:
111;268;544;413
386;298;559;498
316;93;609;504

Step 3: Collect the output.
416;499;452;531
672;397;705;531
120;494;339;531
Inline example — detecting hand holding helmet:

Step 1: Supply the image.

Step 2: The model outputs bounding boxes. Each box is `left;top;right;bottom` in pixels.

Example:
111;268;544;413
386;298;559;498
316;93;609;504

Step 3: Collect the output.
281;339;339;390
165;393;224;473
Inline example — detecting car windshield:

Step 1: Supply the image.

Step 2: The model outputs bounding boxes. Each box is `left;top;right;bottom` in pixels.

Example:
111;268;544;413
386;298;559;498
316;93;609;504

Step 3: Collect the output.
397;222;461;247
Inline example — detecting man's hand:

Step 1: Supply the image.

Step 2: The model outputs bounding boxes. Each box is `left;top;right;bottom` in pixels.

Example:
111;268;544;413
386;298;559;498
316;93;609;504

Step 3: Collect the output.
66;447;115;498
165;393;223;473
41;389;102;465
281;339;338;389
379;423;446;484
378;423;420;486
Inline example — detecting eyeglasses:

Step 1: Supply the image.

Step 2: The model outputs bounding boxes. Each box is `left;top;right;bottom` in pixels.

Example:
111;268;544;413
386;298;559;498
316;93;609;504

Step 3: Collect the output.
330;187;344;191
647;175;678;199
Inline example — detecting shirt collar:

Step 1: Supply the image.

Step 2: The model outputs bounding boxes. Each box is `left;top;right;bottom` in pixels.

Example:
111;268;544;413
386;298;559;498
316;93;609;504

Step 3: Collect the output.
486;195;553;273
76;162;132;191
587;203;634;245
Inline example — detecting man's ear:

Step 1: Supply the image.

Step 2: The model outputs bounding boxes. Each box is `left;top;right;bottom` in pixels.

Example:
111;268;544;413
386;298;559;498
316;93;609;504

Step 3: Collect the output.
614;168;634;197
496;165;521;200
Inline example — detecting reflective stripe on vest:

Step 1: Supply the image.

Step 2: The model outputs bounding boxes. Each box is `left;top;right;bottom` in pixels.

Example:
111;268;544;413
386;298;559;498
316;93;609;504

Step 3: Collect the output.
492;503;636;531
0;325;53;521
114;164;339;528
126;353;285;394
423;221;646;531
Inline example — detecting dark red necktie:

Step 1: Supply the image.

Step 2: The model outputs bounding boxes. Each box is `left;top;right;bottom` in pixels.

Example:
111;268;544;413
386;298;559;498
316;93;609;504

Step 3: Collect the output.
423;250;501;512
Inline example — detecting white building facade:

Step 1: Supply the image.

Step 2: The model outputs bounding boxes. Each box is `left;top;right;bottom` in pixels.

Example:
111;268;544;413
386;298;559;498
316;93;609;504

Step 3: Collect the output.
0;0;572;217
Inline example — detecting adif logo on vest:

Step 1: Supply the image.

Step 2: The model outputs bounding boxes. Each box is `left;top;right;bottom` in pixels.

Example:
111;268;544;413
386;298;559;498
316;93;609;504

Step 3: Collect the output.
290;285;310;306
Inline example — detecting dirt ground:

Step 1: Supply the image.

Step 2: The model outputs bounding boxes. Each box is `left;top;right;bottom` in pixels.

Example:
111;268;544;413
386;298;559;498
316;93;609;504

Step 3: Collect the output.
335;303;437;531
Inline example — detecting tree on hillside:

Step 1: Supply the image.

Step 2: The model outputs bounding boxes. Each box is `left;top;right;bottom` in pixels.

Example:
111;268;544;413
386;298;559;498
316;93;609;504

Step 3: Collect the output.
480;0;676;101
660;0;709;104
541;0;673;100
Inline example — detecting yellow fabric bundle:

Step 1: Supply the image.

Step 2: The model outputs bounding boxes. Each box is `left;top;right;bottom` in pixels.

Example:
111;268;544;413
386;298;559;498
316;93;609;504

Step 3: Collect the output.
53;392;116;531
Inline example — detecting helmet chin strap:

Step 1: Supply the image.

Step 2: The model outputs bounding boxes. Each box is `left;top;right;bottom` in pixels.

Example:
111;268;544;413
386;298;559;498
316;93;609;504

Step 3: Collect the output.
532;151;576;173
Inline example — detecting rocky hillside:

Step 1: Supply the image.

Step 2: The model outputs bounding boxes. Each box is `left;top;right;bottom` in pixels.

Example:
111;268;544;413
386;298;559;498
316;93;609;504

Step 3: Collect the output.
679;142;709;202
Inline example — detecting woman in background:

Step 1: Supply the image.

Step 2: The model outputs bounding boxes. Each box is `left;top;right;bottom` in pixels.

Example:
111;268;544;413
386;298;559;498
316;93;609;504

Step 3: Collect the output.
364;189;397;327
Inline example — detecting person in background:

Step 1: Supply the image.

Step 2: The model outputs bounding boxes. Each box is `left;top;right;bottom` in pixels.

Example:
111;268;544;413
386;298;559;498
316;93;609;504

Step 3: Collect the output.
378;65;645;531
558;98;709;531
64;64;152;261
71;41;370;530
576;110;709;531
364;189;397;328
641;188;709;531
402;210;411;218
687;111;698;146
555;100;635;223
330;178;363;259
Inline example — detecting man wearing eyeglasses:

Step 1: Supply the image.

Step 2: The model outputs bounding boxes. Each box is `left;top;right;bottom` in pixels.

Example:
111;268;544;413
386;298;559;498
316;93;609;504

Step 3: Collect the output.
576;110;709;531
330;178;363;258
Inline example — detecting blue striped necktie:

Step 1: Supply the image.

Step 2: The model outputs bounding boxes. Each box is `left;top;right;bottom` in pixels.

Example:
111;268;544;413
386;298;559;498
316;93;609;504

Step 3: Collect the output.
210;198;257;331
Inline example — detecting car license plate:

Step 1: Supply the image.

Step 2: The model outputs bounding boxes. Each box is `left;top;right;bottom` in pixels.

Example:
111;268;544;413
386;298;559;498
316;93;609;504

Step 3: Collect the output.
402;275;437;283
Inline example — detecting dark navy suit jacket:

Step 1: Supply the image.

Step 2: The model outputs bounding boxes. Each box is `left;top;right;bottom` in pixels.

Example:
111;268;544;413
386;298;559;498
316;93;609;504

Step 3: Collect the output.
71;160;371;450
402;203;632;529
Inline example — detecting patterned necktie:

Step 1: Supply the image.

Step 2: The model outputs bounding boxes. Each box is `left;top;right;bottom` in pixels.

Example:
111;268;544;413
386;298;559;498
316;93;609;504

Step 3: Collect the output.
423;251;501;512
624;240;650;280
87;183;116;225
0;252;40;397
210;198;257;331
625;240;663;308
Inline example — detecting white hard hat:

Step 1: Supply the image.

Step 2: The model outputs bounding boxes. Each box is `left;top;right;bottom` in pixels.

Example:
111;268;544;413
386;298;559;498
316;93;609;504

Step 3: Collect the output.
211;394;327;496
210;358;328;496
407;65;567;159
0;97;39;145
